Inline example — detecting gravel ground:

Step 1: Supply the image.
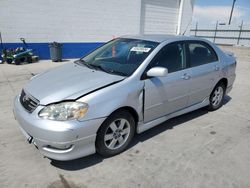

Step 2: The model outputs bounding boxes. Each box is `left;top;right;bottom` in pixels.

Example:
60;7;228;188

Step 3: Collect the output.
0;47;250;188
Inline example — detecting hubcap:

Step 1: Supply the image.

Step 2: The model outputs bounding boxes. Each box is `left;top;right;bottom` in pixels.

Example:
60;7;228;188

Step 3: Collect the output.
104;118;131;150
212;86;224;107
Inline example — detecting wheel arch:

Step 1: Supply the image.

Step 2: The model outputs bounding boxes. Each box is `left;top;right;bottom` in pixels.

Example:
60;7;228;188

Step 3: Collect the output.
217;78;228;88
108;106;139;125
96;106;139;134
95;106;138;156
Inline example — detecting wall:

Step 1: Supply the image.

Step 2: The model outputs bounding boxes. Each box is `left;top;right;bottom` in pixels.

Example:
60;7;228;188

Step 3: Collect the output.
0;0;194;59
0;0;142;59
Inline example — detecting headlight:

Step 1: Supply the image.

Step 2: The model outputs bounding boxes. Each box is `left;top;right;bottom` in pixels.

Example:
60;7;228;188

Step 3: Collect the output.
38;102;88;121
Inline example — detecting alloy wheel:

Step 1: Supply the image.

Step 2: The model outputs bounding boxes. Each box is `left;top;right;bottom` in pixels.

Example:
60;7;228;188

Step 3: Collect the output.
104;118;131;150
212;86;224;107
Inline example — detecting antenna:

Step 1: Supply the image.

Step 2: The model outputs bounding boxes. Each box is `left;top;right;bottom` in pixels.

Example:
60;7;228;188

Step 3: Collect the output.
182;19;193;35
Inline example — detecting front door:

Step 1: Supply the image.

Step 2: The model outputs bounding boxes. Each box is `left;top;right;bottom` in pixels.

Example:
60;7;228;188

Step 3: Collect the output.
143;42;191;123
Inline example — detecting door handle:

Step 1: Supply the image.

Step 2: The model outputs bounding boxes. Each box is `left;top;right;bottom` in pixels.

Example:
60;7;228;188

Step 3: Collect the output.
181;73;190;80
214;66;220;71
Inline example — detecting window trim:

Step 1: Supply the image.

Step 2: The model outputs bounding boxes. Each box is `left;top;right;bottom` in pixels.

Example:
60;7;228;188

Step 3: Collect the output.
141;41;187;80
185;40;219;68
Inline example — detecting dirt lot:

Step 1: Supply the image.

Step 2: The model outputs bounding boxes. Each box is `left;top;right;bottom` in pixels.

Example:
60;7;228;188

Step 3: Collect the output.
0;46;250;188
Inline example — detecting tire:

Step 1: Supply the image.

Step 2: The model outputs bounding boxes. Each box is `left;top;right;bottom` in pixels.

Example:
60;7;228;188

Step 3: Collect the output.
207;82;226;111
14;59;21;65
27;56;32;63
6;58;12;64
96;110;135;157
20;57;25;62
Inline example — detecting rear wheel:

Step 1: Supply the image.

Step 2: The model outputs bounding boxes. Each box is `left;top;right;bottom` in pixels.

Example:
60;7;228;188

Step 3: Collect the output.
207;83;226;111
96;110;135;157
14;59;21;65
20;57;25;62
27;56;32;63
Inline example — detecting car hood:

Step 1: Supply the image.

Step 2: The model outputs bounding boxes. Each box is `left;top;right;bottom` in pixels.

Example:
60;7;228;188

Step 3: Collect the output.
24;62;124;105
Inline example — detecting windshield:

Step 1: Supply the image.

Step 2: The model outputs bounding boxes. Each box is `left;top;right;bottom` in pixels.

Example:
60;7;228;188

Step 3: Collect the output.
79;38;159;76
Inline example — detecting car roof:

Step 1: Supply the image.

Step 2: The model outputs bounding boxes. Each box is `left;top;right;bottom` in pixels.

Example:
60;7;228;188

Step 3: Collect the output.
121;34;198;43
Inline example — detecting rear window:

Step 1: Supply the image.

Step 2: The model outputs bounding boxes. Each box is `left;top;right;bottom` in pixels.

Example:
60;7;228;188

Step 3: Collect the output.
188;42;218;67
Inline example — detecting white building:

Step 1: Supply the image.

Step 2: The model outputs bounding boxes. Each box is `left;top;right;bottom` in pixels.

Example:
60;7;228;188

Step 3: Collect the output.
0;0;194;59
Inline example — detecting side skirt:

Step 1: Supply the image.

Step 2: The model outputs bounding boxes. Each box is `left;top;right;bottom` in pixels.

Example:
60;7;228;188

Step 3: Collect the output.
137;98;209;134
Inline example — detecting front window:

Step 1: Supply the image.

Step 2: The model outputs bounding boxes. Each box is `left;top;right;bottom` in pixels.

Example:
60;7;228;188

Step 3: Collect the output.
148;42;186;73
78;38;159;76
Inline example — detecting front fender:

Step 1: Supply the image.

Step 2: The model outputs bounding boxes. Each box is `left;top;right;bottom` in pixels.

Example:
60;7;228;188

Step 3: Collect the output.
77;78;144;122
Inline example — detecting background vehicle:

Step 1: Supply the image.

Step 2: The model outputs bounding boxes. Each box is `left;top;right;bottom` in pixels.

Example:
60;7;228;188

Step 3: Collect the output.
1;37;34;65
13;35;236;160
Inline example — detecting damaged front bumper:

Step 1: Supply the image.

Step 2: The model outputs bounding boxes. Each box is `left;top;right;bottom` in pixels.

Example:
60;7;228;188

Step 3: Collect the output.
13;95;105;161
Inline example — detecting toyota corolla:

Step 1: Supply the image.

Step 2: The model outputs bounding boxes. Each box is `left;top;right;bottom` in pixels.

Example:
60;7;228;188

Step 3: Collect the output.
13;35;236;161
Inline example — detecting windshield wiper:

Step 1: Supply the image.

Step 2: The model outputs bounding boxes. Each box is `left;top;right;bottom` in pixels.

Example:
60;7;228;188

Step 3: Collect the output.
75;61;127;76
90;64;109;72
74;59;95;69
74;59;84;63
108;70;127;76
74;59;85;65
74;60;107;72
91;64;127;76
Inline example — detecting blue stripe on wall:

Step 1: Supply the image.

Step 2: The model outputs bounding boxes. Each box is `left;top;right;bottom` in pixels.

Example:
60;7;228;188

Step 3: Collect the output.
0;42;104;60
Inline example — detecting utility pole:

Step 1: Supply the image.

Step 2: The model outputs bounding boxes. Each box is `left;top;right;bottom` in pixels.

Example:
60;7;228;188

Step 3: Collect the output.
237;20;243;45
228;0;236;25
214;21;218;43
194;22;198;36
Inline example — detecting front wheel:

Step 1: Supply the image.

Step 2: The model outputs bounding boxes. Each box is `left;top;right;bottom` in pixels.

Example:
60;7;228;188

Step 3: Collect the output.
96;110;135;157
6;58;12;64
207;83;226;111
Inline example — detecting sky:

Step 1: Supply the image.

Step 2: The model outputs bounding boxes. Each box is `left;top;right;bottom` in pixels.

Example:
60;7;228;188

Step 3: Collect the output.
193;0;250;26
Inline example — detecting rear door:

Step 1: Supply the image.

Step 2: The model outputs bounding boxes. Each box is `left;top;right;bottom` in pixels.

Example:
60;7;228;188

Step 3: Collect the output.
186;41;221;106
143;42;191;123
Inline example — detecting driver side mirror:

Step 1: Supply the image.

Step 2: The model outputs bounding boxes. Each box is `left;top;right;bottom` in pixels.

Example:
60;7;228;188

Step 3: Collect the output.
146;67;168;77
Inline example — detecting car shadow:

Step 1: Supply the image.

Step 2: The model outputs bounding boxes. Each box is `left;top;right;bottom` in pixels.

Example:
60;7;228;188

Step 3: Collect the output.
50;95;231;171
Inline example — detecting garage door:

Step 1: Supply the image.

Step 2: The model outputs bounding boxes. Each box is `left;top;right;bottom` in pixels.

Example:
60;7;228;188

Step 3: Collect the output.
140;0;181;34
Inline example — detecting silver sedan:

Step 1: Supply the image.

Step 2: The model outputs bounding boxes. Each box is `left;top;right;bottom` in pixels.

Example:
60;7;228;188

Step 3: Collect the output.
13;35;236;161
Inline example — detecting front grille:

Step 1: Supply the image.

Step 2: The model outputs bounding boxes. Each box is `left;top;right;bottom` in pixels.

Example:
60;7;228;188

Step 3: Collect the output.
20;90;39;113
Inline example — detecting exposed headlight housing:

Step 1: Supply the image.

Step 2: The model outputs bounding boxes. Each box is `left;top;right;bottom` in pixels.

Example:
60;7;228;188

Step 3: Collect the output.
38;102;88;121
